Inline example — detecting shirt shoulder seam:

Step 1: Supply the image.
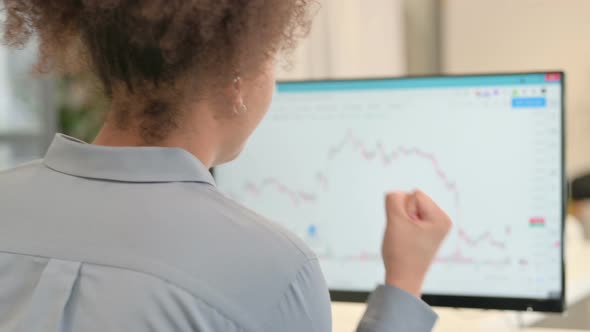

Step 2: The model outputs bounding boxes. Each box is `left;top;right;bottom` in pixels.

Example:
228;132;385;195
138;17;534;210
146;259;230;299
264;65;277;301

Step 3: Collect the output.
0;250;252;332
204;187;316;260
78;261;248;332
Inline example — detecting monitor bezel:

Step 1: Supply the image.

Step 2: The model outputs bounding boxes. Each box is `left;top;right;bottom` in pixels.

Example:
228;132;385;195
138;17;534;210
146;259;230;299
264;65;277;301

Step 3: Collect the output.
216;71;567;313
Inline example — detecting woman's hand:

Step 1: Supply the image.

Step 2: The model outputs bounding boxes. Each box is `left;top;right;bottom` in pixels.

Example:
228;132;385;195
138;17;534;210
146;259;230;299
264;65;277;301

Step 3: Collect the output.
382;190;452;297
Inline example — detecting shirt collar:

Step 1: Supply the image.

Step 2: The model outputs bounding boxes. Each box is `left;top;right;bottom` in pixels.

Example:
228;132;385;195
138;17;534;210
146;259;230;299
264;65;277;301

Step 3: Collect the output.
43;134;216;185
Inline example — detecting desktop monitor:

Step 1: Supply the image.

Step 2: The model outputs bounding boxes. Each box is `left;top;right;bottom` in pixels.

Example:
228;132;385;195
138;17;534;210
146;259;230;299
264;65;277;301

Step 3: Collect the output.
214;72;566;312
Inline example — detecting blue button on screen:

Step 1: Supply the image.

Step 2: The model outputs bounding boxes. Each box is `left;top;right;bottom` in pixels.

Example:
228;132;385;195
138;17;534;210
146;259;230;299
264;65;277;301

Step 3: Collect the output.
512;97;547;108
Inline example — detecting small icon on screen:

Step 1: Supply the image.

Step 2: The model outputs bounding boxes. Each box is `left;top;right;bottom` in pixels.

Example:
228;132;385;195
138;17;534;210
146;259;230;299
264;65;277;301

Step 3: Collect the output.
308;224;318;237
545;73;561;82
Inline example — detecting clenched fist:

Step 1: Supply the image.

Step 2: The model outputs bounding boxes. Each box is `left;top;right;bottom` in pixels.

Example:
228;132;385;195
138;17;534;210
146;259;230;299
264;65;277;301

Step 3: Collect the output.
382;190;452;297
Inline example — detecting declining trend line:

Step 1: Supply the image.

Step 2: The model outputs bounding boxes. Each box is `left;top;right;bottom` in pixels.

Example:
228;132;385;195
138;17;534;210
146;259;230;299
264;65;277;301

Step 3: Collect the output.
328;129;459;204
244;178;317;206
244;129;459;206
239;129;509;264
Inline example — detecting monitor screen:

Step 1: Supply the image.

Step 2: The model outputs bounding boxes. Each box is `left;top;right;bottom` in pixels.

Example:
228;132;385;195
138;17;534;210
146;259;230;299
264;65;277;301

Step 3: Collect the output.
214;73;565;312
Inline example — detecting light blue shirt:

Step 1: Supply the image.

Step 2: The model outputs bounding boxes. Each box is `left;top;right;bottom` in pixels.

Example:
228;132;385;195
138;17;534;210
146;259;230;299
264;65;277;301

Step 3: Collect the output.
0;134;437;332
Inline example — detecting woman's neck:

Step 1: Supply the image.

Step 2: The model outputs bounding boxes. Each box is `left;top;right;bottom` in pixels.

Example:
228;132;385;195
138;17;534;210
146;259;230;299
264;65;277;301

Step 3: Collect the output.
93;116;219;169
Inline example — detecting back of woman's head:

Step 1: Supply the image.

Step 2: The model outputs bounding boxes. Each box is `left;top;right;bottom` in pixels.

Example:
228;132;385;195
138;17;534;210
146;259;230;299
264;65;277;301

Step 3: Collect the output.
2;0;313;142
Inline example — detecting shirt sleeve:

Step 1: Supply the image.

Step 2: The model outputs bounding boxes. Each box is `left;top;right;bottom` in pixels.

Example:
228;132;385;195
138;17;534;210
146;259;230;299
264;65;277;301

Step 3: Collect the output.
357;285;438;332
264;258;437;332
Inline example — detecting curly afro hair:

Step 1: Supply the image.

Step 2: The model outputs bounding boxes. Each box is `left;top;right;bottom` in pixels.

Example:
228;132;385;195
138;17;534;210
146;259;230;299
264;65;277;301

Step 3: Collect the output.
1;0;314;142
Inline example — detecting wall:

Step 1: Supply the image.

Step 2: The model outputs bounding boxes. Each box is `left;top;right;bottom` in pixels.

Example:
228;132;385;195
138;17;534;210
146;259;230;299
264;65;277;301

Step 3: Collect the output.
278;0;445;79
0;47;12;128
442;0;590;176
278;0;406;80
0;43;56;168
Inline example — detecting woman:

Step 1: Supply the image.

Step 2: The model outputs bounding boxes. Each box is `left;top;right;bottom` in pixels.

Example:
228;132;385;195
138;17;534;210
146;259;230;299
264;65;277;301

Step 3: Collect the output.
0;1;451;331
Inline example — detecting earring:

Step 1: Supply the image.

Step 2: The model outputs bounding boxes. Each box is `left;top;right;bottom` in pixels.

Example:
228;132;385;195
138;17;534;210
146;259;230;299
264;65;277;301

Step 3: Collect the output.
232;75;248;115
233;103;248;114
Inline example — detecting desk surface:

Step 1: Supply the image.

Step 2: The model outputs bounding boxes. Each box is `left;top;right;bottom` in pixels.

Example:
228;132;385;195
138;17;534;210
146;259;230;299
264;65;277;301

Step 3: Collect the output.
524;330;588;332
331;242;590;332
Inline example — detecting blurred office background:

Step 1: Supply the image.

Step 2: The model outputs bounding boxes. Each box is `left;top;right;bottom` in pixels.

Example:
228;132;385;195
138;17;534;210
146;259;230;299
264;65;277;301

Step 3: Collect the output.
2;0;590;330
4;0;590;176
